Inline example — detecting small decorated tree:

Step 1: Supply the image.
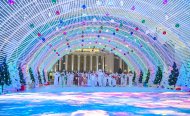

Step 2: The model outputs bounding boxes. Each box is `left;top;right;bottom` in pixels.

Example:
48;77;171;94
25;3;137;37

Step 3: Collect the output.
132;71;136;85
144;69;150;85
29;67;35;83
43;70;46;84
0;58;11;93
168;62;179;87
18;65;25;85
138;70;143;84
154;66;163;85
37;70;42;85
176;64;186;87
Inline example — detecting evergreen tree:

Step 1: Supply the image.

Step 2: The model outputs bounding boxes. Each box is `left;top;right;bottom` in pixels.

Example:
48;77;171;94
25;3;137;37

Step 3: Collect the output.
43;70;46;84
154;66;163;85
132;71;136;84
176;64;186;86
0;58;11;93
18;65;26;85
168;62;179;86
138;70;143;83
37;70;42;84
29;67;35;83
145;69;150;84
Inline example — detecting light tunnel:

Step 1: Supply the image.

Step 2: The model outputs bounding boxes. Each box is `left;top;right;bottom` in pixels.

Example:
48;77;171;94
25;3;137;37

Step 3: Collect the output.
1;0;190;86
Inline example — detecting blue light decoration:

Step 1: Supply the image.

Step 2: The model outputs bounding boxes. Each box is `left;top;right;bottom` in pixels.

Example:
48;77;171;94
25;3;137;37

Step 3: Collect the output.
82;4;86;9
153;37;157;40
163;0;168;5
59;20;63;24
130;32;133;35
97;35;100;38
42;37;46;42
8;0;15;5
82;39;84;42
113;32;115;35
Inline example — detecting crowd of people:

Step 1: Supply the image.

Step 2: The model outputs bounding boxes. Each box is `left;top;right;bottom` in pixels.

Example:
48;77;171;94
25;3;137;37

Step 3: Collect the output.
53;69;134;87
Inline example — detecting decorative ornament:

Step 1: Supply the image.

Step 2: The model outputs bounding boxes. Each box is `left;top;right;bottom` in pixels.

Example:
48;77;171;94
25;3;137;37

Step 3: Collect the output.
56;10;60;15
163;0;168;5
116;28;119;31
67;43;69;45
37;33;41;37
124;53;126;55
106;13;109;16
175;23;180;28
56;52;58;54
163;31;167;35
81;35;84;38
99;30;101;33
68;45;70;48
63;31;67;35
52;0;56;4
54;50;56;52
59;20;63;24
97;35;100;38
42;37;46;42
29;24;34;28
142;20;145;23
153;37;157;40
82;39;84;42
130;32;133;35
100;26;103;29
135;27;139;31
81;44;84;46
82;4;86;9
113;32;115;35
131;6;135;11
82;21;85;25
8;0;15;5
119;23;123;28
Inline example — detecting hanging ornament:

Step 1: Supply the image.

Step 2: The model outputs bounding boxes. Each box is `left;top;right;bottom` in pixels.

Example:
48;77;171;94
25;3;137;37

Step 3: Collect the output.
82;4;86;9
52;0;56;4
56;52;58;54
81;44;84;46
153;37;157;40
63;31;67;35
135;27;139;31
42;37;46;42
8;0;15;5
58;54;60;56
29;24;34;28
113;32;115;35
54;50;56;52
108;40;111;42
37;33;41;37
81;35;84;38
163;0;168;5
124;53;126;55
99;30;101;33
56;10;60;15
82;31;84;34
131;6;135;11
82;39;84;42
106;13;110;16
163;31;167;35
100;26;103;29
175;23;180;28
82;21;86;25
59;20;63;24
116;28;119;31
67;43;69;45
142;20;145;23
130;32;133;35
68;45;70;48
97;35;100;38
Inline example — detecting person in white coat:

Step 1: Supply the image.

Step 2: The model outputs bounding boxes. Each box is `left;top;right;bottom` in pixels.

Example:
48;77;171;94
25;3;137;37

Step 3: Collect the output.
97;69;104;87
108;74;112;87
103;73;108;87
128;71;134;87
111;74;116;87
53;72;59;86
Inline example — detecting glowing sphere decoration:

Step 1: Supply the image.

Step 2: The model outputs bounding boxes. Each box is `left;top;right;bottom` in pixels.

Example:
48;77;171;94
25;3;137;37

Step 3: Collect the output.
29;24;34;28
153;37;157;40
82;39;84;42
131;6;135;11
163;0;168;5
119;23;123;27
59;20;63;24
55;10;60;15
100;26;103;29
116;28;119;31
130;32;133;35
82;4;86;9
67;43;69;45
54;50;56;52
52;0;56;4
175;23;180;28
163;31;167;35
63;31;67;35
97;35;100;38
37;33;41;37
135;27;139;31
142;20;145;23
113;32;115;35
99;30;101;33
8;0;15;5
124;53;126;55
56;52;58;54
42;37;46;42
81;35;84;38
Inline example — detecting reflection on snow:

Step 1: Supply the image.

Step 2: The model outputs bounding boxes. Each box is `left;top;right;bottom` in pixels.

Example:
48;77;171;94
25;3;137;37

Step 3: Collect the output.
0;89;190;115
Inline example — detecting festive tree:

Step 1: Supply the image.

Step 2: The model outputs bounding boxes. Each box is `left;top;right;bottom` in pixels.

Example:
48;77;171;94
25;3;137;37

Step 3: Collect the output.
18;65;26;85
43;70;46;84
0;58;11;93
176;64;186;86
29;67;35;83
37;70;42;84
138;70;143;83
168;62;179;87
154;66;163;85
132;71;136;85
145;69;150;84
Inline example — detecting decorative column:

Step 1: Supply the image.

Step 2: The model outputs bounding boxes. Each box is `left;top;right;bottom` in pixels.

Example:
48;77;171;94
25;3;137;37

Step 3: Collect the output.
59;58;62;71
119;58;122;69
65;55;68;71
71;55;74;71
84;55;87;71
102;56;105;71
90;55;93;71
78;55;80;71
96;55;99;71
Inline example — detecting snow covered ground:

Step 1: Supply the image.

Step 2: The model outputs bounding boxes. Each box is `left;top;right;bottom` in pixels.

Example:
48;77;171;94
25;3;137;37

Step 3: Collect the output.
0;86;190;116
